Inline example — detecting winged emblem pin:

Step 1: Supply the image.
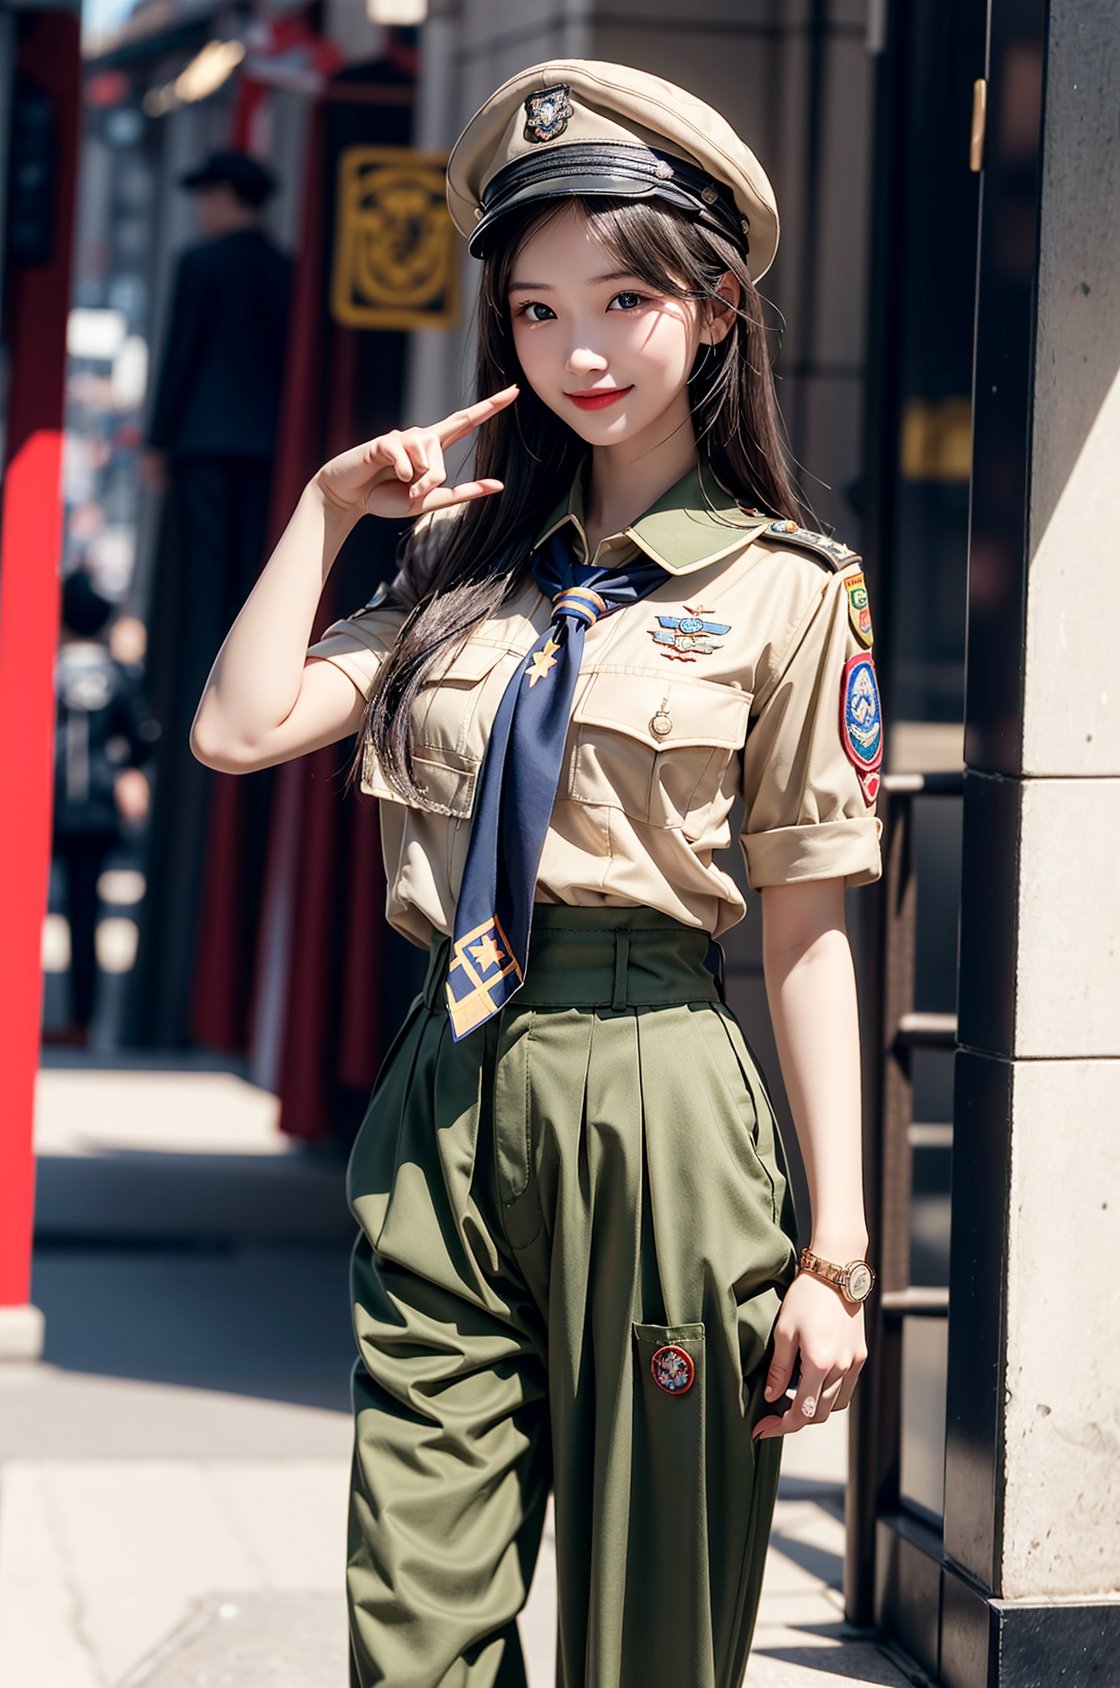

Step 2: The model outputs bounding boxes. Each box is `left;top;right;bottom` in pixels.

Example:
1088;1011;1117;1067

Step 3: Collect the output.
649;604;731;662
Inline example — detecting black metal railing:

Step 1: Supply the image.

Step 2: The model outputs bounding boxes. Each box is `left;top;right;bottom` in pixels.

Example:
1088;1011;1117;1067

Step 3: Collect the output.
846;769;963;1624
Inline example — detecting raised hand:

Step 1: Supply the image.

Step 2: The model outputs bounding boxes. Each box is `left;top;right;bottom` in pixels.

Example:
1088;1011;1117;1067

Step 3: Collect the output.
315;384;519;519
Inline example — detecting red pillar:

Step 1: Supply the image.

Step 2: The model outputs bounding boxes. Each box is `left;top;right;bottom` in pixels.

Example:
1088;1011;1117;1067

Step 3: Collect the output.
0;10;81;1341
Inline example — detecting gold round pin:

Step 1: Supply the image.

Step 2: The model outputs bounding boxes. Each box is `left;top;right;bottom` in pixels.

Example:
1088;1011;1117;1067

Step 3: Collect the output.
650;712;673;738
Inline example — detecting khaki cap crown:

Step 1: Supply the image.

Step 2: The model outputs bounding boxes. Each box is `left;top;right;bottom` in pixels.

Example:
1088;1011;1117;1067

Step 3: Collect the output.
446;59;780;280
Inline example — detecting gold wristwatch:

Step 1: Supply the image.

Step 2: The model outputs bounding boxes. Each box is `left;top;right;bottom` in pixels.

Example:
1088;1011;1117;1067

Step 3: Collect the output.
797;1246;876;1305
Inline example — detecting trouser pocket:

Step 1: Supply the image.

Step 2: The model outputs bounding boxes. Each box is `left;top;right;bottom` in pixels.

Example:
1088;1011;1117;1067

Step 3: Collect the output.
631;1321;707;1494
621;1322;718;1679
634;1320;705;1400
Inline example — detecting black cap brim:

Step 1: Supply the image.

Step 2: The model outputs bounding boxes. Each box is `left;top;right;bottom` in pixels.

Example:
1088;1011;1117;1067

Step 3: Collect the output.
470;176;703;257
467;143;746;259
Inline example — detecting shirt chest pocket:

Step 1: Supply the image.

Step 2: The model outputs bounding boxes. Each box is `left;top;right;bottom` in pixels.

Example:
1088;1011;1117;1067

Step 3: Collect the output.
564;668;752;840
359;638;524;818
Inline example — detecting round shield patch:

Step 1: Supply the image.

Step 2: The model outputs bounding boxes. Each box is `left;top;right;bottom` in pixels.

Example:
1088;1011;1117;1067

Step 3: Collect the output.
650;1344;696;1395
840;652;882;777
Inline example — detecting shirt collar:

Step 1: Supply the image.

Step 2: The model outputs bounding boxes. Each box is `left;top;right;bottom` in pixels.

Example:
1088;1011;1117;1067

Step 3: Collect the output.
531;455;772;576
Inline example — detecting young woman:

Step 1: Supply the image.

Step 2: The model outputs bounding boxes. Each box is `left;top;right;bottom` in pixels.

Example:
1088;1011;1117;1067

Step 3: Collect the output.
191;59;882;1688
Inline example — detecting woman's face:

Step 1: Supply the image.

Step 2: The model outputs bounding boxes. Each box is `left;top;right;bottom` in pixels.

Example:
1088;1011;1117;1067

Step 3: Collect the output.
507;202;705;456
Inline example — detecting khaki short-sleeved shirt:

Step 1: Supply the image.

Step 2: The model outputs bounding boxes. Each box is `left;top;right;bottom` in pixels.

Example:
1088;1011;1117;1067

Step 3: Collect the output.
307;461;883;949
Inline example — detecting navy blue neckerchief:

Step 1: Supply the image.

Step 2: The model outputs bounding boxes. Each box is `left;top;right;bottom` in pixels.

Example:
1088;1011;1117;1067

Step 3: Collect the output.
445;526;668;1040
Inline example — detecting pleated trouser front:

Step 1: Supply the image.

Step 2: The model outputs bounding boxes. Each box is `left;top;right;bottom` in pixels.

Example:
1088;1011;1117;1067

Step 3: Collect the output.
345;905;801;1688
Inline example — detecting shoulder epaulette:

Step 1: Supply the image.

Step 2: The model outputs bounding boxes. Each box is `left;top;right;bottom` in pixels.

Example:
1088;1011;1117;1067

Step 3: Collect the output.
757;517;860;571
344;581;392;619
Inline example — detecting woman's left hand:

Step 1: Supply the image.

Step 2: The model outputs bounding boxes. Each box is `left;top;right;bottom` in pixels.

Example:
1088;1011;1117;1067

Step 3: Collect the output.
751;1270;868;1439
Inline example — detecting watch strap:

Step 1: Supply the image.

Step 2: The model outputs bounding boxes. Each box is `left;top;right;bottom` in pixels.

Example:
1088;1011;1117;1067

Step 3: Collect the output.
797;1246;875;1300
798;1247;846;1287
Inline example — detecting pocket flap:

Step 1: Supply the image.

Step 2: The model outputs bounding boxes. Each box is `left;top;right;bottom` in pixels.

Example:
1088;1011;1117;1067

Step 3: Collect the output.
425;638;522;685
633;1321;706;1344
361;741;478;817
573;669;751;751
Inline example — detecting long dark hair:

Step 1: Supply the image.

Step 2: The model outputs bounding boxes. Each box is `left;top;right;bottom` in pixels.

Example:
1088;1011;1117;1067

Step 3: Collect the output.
348;193;805;803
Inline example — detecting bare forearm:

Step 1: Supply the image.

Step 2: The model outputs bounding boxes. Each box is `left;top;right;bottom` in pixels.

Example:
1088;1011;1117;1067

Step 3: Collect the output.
761;882;870;1259
191;477;361;757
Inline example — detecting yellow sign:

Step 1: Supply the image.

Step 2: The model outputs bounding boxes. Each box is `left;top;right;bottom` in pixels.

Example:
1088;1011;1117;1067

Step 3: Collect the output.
331;147;457;331
899;397;972;483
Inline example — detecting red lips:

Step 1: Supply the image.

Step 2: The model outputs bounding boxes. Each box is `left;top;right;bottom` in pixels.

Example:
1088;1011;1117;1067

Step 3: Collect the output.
565;385;633;411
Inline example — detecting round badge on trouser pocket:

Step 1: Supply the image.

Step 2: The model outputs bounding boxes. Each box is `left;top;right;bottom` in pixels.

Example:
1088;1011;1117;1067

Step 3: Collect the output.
650;1341;696;1394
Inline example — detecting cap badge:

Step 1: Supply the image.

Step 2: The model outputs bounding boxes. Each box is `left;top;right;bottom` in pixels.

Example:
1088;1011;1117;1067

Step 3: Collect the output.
523;84;574;144
650;1344;696;1394
650;603;731;663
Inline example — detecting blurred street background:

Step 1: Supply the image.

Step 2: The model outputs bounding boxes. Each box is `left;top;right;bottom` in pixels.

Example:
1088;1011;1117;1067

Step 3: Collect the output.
1;0;1117;1685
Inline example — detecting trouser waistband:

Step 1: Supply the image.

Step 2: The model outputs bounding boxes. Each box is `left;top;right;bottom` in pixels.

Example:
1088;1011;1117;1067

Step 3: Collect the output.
422;905;724;1014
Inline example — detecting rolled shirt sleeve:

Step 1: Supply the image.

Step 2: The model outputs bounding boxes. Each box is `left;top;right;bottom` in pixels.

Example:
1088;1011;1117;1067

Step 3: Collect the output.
740;557;883;890
306;595;404;699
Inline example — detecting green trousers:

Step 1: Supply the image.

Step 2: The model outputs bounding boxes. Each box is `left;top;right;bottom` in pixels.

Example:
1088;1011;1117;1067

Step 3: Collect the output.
346;905;801;1688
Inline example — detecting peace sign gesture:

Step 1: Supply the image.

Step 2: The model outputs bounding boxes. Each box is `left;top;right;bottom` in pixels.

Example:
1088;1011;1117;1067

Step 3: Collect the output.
316;384;519;520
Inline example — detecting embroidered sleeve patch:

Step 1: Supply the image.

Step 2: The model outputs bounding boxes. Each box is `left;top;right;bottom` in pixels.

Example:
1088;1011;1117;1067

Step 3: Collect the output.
844;571;874;647
840;652;882;804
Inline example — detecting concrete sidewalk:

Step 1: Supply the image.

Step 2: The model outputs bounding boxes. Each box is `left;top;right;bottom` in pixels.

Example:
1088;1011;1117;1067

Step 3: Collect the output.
0;1061;926;1688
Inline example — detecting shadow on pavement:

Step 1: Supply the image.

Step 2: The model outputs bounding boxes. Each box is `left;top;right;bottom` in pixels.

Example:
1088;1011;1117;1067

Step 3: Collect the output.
31;1239;355;1411
31;1126;358;1412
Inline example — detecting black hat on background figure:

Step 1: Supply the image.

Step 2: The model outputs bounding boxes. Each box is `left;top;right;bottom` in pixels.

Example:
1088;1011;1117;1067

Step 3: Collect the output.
179;150;278;209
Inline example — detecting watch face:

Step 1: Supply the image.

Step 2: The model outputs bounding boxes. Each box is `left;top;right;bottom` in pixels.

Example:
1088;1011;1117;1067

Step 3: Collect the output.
846;1263;873;1301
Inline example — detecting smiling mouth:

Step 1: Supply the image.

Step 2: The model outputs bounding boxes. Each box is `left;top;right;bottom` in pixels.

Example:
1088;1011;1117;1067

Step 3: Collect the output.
565;386;633;410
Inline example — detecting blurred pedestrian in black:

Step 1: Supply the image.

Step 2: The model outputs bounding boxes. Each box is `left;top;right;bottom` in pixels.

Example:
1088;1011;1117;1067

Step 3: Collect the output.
141;151;292;490
49;567;156;1047
131;150;293;1047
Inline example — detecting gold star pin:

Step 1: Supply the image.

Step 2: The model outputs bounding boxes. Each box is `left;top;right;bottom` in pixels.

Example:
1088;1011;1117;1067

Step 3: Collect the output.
469;932;505;971
525;637;561;687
